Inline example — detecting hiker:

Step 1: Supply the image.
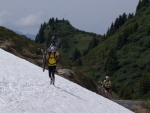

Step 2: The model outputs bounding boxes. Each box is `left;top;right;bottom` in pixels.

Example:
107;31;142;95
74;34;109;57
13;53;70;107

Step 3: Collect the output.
103;76;111;99
46;46;59;85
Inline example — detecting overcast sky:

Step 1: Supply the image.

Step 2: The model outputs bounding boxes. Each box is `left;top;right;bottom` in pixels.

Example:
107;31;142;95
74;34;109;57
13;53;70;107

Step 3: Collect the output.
0;0;139;35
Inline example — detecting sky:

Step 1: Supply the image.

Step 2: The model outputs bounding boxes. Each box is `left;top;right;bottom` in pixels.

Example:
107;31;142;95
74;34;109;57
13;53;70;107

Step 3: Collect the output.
0;0;139;35
0;48;133;113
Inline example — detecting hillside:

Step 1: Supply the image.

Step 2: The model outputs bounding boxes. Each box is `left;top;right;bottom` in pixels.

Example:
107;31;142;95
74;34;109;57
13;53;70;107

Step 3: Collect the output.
33;1;150;100
35;18;103;59
79;1;150;99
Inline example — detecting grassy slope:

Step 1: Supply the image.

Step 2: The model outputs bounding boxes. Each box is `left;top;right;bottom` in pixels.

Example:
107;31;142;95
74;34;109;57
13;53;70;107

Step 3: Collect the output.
79;6;150;99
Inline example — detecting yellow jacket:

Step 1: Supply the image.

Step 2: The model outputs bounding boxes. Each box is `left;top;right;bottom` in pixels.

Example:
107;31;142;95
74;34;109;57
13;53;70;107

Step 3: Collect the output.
47;51;59;66
103;80;111;88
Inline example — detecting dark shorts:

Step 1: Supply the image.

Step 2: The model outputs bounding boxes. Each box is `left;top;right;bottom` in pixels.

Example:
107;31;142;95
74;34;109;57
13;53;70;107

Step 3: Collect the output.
105;87;110;92
48;66;56;78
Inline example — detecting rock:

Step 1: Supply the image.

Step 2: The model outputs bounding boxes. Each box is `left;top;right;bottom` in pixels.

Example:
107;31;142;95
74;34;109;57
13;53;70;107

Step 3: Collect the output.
57;69;75;77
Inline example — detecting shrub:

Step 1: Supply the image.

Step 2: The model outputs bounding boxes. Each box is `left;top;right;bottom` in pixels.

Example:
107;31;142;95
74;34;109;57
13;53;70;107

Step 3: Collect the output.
132;72;142;79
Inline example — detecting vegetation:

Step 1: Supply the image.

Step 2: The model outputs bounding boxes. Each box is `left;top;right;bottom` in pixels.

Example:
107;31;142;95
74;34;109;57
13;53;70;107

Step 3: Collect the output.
35;18;103;60
78;0;150;99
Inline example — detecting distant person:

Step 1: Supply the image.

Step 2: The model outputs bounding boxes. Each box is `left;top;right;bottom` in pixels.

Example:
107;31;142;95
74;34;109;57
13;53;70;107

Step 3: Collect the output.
46;46;59;85
103;76;111;99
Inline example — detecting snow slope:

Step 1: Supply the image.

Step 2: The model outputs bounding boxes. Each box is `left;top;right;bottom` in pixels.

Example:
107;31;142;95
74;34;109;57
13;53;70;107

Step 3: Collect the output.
0;49;133;113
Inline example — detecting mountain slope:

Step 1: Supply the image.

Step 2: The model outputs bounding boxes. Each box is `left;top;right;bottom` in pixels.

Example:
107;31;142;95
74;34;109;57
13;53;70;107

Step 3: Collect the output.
79;4;150;99
0;48;133;113
35;18;103;59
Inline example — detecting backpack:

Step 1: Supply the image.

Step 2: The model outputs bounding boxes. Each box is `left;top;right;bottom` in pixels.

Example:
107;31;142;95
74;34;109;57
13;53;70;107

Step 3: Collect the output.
48;52;58;66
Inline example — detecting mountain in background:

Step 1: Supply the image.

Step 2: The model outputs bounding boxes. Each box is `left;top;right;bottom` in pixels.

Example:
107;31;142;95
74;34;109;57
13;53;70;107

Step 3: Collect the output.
14;30;36;40
34;18;103;60
34;0;150;100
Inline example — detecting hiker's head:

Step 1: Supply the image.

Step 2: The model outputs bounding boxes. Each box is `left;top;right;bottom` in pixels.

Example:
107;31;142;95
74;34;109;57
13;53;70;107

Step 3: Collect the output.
106;76;109;79
50;46;56;52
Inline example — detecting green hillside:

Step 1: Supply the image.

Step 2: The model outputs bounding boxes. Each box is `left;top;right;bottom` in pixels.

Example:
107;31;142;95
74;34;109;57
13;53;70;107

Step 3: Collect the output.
35;18;103;59
32;0;150;100
79;1;150;99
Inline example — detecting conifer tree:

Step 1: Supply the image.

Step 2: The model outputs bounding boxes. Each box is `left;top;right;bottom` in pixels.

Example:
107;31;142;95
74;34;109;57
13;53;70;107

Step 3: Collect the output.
83;49;88;56
114;18;119;29
46;33;52;47
35;33;39;43
105;48;118;76
75;59;82;66
142;0;149;7
133;22;139;32
73;48;81;60
128;13;134;19
136;0;142;12
116;34;123;50
106;27;110;37
122;13;127;24
88;37;98;50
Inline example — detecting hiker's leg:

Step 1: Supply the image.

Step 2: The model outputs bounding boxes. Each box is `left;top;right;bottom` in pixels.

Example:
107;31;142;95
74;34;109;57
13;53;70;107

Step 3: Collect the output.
48;66;53;80
52;66;56;83
104;89;107;98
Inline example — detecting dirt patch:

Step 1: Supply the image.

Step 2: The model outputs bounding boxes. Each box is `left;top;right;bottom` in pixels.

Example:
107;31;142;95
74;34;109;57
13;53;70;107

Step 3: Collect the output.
130;105;149;113
113;100;149;113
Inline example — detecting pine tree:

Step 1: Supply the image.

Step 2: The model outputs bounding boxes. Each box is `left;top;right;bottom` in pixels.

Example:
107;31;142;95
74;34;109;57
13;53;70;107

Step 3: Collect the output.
142;0;149;7
121;30;129;45
133;22;139;32
136;0;142;12
75;59;82;66
105;48;118;76
83;49;88;56
35;33;39;43
38;24;45;43
122;13;127;24
46;33;52;47
106;27;110;37
114;18;119;29
128;13;134;19
73;48;81;60
116;34;123;50
88;37;99;50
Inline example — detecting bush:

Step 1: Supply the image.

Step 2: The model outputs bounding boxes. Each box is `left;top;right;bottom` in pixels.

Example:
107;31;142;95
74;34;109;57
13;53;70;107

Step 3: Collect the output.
132;63;138;68
132;72;142;79
138;62;146;70
117;74;127;82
